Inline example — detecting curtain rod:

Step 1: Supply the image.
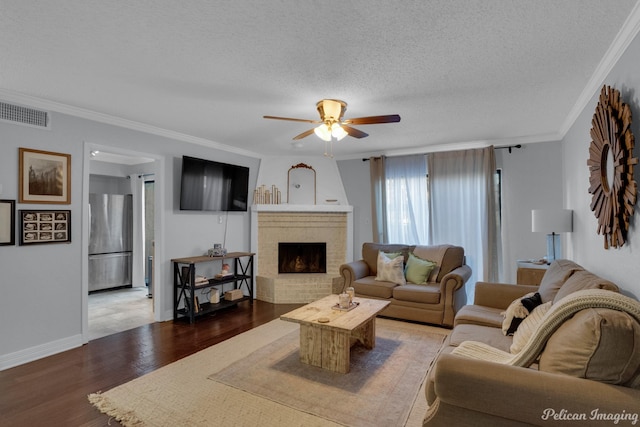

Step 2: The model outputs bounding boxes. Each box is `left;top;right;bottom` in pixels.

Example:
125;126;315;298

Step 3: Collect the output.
126;173;155;179
362;144;522;162
495;144;522;153
362;144;522;161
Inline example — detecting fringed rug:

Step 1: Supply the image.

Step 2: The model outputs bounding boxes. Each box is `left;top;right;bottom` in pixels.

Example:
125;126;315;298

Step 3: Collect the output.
209;319;446;427
89;318;446;427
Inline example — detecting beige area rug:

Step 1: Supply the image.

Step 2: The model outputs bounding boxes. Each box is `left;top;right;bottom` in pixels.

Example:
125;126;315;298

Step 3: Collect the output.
89;318;446;427
210;320;446;426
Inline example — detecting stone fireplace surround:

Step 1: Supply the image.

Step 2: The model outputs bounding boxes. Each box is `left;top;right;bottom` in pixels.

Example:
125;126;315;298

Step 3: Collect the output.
251;205;353;303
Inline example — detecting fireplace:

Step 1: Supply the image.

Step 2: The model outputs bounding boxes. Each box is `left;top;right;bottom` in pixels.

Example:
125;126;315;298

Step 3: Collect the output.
278;242;326;273
252;207;353;303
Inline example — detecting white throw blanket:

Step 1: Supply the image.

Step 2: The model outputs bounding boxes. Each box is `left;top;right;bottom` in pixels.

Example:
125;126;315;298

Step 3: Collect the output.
452;289;640;367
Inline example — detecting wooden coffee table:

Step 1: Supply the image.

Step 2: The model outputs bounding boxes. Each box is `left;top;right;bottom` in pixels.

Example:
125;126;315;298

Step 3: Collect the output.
280;294;390;373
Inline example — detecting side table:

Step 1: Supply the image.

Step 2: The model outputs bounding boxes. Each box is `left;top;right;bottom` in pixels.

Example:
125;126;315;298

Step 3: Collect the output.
516;260;549;285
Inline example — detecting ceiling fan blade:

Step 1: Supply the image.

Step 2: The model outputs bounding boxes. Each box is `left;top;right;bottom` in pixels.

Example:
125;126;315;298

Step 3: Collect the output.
342;124;369;139
343;114;401;125
263;115;320;124
292;128;316;140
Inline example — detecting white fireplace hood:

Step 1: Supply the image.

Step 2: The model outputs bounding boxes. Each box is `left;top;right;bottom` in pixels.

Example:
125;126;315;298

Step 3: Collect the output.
255;156;349;206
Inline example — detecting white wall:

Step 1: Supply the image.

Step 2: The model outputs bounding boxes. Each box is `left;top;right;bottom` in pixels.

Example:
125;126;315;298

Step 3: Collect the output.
562;30;640;300
0;110;260;369
255;156;348;206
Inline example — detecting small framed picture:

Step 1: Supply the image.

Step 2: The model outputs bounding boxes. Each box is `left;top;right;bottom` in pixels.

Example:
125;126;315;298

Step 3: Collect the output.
0;200;16;246
19;210;71;245
19;148;71;204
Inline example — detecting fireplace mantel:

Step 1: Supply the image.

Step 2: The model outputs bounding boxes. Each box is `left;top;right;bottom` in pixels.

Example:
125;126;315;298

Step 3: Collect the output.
250;204;354;303
251;204;353;213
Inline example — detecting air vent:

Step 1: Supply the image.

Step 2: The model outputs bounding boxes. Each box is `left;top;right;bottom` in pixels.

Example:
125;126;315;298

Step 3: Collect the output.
0;101;50;129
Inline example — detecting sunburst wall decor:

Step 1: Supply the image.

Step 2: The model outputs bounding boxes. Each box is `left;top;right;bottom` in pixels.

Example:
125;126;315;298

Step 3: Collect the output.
587;85;638;249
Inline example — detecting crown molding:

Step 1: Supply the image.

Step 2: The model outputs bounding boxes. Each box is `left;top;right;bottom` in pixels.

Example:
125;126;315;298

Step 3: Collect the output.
0;88;262;159
559;0;640;137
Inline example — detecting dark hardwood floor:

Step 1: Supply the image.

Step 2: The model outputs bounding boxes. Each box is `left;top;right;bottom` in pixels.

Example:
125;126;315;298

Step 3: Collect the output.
0;300;302;426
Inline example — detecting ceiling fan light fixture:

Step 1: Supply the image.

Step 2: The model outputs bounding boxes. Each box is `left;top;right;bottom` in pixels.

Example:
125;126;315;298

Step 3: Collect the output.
331;123;347;141
317;99;346;122
314;123;331;141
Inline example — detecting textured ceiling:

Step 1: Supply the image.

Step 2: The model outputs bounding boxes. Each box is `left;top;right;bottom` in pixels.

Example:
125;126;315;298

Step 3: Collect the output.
1;1;639;159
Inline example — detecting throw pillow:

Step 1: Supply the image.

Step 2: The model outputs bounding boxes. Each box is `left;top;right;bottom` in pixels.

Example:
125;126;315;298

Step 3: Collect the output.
382;251;402;259
375;251;406;285
404;252;437;284
538;308;640;385
501;292;542;335
510;301;552;353
537;259;583;303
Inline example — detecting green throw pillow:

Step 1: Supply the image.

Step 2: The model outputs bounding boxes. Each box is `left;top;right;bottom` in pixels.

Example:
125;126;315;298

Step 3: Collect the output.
404;252;436;284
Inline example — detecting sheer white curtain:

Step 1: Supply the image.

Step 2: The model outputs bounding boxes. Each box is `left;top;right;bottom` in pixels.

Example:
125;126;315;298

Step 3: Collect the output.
427;146;500;302
384;155;429;244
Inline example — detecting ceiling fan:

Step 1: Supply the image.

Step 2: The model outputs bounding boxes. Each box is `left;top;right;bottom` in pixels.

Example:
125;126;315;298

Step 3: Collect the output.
263;99;401;142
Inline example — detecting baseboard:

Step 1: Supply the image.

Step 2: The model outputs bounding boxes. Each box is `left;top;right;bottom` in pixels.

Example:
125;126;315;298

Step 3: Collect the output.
0;334;83;371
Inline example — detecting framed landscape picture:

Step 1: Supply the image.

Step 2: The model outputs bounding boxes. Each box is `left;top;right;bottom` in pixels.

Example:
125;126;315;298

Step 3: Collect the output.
0;200;16;246
19;210;71;245
19;148;71;204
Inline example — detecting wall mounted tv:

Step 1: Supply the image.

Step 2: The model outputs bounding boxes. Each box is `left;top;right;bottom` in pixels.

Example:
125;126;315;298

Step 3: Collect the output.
179;155;250;212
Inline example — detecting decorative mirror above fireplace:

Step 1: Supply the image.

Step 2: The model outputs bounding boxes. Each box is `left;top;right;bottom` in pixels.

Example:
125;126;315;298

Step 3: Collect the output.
287;163;316;204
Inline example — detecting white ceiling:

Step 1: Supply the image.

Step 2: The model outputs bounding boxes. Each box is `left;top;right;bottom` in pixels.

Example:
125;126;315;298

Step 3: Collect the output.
1;1;639;160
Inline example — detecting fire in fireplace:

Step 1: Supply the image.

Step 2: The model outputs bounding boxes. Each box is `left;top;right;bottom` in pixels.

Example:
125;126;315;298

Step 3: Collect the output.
278;242;327;273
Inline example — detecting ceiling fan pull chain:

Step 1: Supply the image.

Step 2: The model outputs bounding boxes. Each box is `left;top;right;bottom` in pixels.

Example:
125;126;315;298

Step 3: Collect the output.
324;140;334;158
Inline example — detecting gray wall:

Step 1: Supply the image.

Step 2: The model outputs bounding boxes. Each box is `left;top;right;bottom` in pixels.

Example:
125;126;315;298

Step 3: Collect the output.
562;29;640;300
0;110;259;369
336;158;373;261
496;141;564;282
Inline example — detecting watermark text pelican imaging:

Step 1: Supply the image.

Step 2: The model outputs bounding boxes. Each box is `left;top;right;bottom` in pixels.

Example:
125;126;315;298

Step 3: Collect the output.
542;408;638;425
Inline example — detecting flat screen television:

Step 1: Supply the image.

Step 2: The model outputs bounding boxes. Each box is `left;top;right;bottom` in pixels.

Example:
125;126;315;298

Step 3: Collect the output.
179;155;250;212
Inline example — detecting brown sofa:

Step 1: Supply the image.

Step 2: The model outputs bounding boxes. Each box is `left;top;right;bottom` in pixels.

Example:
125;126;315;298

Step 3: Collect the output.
339;242;472;327
423;259;640;426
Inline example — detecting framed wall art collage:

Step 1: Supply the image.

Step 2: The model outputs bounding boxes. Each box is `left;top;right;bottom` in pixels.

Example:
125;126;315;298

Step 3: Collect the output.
2;148;72;246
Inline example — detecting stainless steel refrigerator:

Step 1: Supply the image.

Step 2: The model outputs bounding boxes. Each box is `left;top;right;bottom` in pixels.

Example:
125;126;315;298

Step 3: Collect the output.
88;193;133;292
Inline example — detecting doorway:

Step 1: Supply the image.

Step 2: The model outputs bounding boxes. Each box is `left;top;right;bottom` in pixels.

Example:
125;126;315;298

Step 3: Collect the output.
85;148;159;340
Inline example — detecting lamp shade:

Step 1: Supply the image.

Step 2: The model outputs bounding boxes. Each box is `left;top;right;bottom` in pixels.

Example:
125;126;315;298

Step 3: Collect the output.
532;209;573;233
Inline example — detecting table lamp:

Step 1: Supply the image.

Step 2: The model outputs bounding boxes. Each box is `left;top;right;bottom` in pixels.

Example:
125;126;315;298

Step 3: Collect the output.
532;209;573;263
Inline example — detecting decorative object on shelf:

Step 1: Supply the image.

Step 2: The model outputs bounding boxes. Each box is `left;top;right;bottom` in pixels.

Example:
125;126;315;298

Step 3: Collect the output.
208;243;227;257
19;148;71;204
253;184;282;204
19;210;71;245
288;163;316;205
225;289;244;301
0;199;16;246
194;275;208;285
209;288;220;304
587;85;638;249
215;263;233;278
531;209;573;263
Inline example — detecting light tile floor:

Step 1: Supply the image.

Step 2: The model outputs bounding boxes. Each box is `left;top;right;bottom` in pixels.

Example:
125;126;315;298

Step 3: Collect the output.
88;286;154;340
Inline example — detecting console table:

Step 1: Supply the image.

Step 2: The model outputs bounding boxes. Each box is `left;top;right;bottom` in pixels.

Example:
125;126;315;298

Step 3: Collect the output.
172;252;254;323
